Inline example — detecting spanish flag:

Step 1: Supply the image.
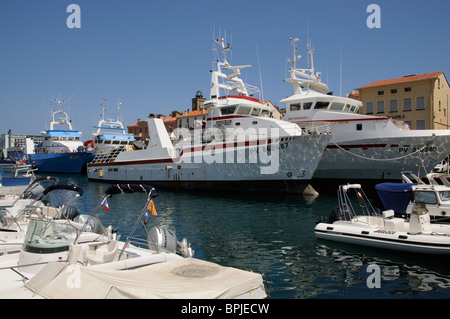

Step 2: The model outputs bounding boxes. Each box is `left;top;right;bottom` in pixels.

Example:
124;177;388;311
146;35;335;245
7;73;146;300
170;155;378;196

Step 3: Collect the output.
148;200;157;216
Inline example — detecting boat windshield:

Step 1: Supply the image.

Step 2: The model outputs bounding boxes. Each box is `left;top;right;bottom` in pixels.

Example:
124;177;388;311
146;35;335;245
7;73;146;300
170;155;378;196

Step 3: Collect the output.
23;219;76;254
439;191;450;201
413;191;438;205
220;106;237;115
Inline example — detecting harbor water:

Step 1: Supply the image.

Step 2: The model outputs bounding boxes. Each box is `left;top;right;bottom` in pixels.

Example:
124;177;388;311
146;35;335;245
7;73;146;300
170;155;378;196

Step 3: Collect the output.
39;173;450;299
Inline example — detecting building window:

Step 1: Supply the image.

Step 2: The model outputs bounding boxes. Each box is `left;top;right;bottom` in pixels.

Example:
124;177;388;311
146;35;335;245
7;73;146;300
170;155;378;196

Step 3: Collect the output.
416;120;425;130
367;102;373;114
390;100;398;112
377;101;384;113
391;89;397;94
405;87;412;92
404;98;412;111
378;90;384;95
416;97;425;110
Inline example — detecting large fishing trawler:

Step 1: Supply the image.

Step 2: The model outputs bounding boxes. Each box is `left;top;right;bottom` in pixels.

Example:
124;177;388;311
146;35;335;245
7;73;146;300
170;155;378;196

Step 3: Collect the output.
87;39;331;193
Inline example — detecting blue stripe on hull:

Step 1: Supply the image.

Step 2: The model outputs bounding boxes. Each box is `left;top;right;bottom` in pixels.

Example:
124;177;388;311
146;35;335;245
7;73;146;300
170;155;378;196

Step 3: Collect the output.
30;153;94;173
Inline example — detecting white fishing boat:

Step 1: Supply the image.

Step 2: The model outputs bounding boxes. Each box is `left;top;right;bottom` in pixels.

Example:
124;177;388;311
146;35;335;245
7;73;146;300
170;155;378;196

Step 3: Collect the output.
281;38;450;183
373;171;450;223
315;183;450;255
89;99;135;153
87;39;331;194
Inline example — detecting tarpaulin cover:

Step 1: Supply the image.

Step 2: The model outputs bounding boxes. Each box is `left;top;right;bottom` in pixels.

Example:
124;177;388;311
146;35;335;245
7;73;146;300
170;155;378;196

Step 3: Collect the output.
24;258;266;299
374;183;415;214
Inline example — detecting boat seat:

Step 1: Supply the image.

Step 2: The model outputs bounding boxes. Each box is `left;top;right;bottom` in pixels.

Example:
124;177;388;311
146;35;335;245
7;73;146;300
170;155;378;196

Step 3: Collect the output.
382;210;405;231
41;206;59;218
382;210;395;219
85;240;119;265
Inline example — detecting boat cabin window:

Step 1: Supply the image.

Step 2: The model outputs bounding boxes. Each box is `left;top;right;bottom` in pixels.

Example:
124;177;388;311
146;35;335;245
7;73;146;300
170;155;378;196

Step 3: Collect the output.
112;140;120;145
237;106;252;115
350;105;358;113
290;103;301;111
251;107;261;116
330;102;345;111
439;191;450;201
260;109;272;117
220;106;237;115
413;191;438;205
304;102;313;110
314;101;330;109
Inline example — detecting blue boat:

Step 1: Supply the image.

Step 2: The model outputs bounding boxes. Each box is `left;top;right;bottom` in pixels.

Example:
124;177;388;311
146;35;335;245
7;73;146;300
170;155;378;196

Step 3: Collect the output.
26;99;94;174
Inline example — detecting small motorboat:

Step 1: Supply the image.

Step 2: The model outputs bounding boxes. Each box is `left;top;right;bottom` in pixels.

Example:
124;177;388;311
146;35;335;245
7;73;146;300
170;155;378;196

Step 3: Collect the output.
315;183;450;255
0;184;268;299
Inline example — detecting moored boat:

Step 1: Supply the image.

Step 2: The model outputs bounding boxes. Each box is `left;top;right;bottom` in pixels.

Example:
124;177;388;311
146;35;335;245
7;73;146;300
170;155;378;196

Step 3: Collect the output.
26;99;94;173
281;38;450;184
90;99;135;153
373;171;450;223
87;38;331;194
315;183;450;255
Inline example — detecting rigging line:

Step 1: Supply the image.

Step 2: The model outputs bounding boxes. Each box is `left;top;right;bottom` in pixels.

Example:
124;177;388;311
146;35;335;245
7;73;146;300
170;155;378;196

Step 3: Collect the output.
330;141;434;162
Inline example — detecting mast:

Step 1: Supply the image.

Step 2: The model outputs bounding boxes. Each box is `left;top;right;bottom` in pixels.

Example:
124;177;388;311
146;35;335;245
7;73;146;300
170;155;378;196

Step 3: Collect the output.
284;37;329;94
209;38;258;101
49;98;73;131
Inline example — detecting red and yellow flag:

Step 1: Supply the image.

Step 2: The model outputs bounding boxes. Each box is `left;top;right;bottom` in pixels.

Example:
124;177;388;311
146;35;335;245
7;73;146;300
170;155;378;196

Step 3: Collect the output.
148;200;157;216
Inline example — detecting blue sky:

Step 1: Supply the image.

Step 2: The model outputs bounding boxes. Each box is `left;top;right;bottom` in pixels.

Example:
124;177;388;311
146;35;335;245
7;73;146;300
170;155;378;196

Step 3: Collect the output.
1;0;449;138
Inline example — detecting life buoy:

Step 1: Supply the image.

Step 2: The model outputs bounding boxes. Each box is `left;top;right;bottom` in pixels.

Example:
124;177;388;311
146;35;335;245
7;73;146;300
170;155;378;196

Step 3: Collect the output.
84;140;94;149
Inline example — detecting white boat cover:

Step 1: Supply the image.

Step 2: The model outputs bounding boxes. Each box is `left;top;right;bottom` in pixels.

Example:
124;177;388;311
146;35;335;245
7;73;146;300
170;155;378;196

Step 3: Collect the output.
23;258;266;299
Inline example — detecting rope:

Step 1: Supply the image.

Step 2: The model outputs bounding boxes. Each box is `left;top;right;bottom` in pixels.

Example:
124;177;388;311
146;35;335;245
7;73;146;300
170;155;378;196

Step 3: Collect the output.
330;141;433;162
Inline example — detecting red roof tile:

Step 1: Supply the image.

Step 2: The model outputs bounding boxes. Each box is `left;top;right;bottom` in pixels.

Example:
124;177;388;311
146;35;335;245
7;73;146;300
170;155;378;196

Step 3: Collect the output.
359;72;444;88
177;109;209;118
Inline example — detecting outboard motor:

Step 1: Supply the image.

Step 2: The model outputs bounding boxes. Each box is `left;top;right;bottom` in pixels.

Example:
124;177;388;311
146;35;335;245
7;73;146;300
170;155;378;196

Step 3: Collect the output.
62;205;80;220
74;214;103;234
322;204;353;223
148;226;194;257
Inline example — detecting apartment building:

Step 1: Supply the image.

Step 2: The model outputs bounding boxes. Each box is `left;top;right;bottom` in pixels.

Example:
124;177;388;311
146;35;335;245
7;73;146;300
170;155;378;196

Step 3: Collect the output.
355;72;450;129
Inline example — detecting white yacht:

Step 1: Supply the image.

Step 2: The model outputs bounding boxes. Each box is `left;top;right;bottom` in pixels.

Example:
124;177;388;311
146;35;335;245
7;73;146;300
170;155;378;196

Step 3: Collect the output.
281;38;450;183
87;39;331;194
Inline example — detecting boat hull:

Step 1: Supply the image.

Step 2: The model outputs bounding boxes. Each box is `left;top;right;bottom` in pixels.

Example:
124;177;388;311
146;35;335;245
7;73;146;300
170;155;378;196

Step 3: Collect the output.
29;152;94;174
313;131;450;181
88;134;331;194
315;222;450;255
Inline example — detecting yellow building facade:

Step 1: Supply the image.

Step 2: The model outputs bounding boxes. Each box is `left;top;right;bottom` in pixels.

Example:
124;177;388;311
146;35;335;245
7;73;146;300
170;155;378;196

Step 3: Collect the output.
356;72;450;130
